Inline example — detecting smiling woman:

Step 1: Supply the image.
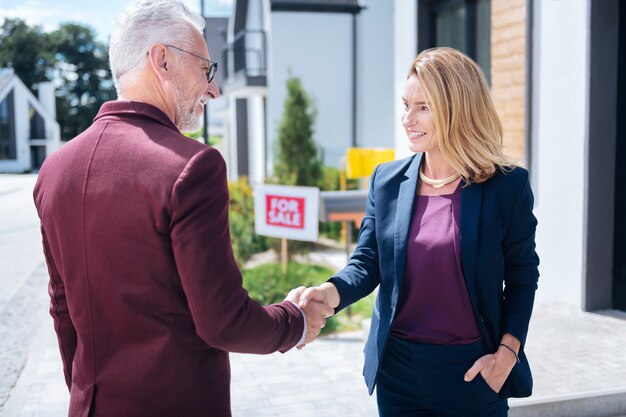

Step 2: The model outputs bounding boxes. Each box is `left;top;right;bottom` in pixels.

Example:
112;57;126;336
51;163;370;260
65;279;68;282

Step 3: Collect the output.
298;47;539;417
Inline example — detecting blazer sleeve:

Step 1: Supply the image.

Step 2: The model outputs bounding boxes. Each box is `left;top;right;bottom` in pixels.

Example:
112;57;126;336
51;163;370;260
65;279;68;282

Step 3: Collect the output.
169;147;304;354
501;169;540;347
41;226;76;390
328;165;382;312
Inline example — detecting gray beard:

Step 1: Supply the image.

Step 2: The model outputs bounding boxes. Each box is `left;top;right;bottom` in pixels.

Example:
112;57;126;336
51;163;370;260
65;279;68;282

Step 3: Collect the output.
173;85;202;133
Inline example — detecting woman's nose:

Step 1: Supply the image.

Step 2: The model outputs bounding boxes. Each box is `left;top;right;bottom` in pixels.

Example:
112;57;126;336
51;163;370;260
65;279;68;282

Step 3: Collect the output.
402;112;415;127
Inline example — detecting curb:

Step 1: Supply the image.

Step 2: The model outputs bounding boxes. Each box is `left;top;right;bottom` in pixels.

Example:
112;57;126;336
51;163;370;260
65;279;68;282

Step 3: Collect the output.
510;388;626;417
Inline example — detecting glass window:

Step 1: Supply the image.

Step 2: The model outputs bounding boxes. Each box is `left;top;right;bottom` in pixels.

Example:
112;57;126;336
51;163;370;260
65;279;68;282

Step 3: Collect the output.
29;105;46;140
436;3;466;53
421;0;492;85
0;91;16;160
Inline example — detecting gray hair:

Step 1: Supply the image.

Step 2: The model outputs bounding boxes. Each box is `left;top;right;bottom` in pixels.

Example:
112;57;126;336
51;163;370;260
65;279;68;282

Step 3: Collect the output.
109;0;206;95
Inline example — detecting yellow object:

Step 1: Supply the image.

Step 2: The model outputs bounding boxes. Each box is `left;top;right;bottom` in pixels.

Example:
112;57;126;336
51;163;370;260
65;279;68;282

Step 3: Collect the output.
345;148;395;179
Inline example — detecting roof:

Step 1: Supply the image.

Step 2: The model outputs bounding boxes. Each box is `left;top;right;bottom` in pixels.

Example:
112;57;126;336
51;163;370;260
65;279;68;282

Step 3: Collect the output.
0;68;15;97
270;0;364;14
0;69;16;103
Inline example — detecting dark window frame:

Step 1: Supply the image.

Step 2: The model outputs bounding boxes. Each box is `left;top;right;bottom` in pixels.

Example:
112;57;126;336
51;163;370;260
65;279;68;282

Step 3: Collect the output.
29;105;46;140
417;0;490;84
0;90;17;160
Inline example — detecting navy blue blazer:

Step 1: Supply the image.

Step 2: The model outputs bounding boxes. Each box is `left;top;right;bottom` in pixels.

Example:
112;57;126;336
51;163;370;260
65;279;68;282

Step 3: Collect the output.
329;153;539;399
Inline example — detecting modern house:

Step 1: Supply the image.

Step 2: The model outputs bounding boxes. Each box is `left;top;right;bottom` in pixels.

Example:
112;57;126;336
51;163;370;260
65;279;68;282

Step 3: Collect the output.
221;0;394;183
390;0;625;312
221;0;625;313
0;68;61;173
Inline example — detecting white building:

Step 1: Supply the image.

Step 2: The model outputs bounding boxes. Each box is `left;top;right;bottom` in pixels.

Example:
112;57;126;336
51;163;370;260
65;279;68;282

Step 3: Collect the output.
221;0;393;184
220;0;625;312
390;0;625;312
0;68;61;173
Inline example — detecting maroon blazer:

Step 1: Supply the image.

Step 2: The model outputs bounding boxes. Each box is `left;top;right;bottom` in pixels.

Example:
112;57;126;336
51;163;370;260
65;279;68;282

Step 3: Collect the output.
34;101;304;417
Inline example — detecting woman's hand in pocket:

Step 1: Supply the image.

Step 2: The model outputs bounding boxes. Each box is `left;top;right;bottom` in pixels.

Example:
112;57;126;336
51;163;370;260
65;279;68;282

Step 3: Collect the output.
464;350;516;393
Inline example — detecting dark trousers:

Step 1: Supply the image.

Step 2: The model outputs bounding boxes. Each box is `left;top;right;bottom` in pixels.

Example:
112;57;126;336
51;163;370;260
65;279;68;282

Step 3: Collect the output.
376;336;509;417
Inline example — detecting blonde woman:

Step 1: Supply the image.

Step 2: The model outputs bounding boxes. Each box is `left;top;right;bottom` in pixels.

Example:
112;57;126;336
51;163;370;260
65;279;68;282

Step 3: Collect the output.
300;47;539;416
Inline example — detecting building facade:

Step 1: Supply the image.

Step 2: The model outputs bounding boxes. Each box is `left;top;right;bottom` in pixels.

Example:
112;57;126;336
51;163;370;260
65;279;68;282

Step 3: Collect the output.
392;0;625;311
218;0;625;312
221;0;394;184
0;69;60;173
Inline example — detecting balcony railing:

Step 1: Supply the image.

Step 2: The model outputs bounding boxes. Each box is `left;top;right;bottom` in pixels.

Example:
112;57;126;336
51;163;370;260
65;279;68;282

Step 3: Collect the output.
223;29;267;81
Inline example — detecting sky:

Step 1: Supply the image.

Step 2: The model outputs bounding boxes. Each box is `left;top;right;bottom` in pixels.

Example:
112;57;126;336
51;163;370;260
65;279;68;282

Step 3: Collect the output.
0;0;233;42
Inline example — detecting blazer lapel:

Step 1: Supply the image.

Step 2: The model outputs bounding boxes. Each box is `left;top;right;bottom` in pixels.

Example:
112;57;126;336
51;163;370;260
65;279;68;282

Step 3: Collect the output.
393;154;422;295
460;180;483;313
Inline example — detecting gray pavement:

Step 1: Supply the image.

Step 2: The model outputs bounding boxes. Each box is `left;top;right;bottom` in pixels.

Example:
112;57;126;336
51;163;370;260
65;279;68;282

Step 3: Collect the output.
0;174;49;415
2;173;626;417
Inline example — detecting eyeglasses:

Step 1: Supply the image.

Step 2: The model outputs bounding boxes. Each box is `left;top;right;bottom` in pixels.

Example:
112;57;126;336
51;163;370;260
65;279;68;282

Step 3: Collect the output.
164;44;218;83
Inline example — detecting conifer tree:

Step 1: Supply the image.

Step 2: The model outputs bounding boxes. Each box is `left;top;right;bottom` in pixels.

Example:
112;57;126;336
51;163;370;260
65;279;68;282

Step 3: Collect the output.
273;75;322;187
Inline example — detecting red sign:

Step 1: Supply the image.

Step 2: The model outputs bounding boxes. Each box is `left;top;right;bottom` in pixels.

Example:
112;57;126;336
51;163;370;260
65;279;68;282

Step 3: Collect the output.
266;195;305;229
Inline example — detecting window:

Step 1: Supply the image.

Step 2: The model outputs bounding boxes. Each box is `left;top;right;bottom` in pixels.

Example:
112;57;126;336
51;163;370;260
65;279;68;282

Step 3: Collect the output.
0;91;16;160
418;0;492;84
29;105;46;140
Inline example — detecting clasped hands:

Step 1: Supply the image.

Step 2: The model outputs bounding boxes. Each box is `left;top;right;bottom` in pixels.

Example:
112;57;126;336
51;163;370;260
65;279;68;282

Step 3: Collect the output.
285;282;340;349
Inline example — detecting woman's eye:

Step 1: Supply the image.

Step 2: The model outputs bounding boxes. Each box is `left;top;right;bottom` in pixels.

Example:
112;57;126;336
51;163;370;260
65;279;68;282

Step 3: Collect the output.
420;106;429;112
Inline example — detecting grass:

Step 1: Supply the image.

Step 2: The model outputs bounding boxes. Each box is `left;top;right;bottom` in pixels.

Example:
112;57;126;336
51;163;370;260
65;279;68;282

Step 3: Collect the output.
242;261;375;335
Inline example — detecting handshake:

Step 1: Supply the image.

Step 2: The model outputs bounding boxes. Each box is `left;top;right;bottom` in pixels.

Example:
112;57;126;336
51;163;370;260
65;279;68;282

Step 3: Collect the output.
285;282;341;349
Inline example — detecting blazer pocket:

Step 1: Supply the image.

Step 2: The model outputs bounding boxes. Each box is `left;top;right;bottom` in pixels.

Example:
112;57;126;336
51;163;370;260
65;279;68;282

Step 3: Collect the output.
479;217;502;235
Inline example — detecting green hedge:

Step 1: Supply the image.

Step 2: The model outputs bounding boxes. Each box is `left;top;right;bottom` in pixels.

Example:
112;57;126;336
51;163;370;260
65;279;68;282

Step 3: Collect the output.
242;262;374;335
229;178;269;266
242;262;332;305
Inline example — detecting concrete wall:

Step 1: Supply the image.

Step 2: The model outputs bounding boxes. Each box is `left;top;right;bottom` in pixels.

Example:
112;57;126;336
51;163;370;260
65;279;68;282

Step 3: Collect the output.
226;95;239;181
268;12;353;168
247;96;265;185
393;0;418;160
356;0;395;150
531;0;589;307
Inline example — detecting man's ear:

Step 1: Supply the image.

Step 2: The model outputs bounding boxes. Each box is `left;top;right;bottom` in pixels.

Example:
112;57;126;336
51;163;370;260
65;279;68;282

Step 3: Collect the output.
147;44;170;81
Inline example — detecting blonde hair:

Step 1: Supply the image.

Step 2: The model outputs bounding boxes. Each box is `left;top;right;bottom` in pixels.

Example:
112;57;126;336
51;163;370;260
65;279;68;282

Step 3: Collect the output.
408;47;514;184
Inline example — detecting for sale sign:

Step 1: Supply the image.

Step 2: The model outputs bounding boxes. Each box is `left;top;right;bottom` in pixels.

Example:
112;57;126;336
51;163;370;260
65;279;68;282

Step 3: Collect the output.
266;195;305;229
255;185;319;242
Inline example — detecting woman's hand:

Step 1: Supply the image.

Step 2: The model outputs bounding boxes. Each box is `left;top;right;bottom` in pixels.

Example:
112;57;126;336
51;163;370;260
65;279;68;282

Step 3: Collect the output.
464;334;520;393
299;282;341;310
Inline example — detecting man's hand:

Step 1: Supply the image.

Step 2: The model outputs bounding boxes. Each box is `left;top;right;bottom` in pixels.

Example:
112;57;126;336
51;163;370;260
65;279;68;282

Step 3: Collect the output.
285;286;335;349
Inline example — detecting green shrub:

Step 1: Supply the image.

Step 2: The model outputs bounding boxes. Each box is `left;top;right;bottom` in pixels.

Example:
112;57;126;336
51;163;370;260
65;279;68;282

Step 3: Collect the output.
228;178;269;266
242;262;331;305
242;262;374;335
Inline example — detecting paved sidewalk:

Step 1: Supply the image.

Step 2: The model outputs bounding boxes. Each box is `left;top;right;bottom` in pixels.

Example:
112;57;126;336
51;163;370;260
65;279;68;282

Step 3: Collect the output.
2;294;378;417
3;264;626;417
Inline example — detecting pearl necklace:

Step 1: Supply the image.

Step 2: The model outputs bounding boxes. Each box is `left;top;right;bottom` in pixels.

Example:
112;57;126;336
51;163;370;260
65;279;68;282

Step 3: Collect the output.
419;166;460;188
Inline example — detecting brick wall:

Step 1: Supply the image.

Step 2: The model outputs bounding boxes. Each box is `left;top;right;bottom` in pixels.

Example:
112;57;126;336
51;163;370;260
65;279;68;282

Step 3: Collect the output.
491;0;527;165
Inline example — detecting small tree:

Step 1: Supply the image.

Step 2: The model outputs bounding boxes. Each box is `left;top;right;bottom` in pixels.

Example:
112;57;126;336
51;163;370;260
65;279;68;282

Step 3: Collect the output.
272;75;324;266
273;75;323;187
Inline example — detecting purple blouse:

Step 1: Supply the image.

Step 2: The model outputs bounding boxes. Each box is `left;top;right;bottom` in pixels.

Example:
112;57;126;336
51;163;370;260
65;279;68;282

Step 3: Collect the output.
390;185;481;345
